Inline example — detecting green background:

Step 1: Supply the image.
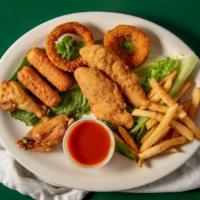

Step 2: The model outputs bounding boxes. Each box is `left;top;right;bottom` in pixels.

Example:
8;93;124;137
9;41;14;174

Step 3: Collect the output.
0;0;199;199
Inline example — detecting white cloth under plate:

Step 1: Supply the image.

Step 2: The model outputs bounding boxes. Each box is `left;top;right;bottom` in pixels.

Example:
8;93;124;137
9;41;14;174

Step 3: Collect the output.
0;142;200;200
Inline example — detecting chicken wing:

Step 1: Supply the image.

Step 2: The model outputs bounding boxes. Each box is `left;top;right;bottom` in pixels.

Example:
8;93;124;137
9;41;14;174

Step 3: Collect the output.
0;81;44;118
17;114;70;152
80;44;149;108
74;67;133;129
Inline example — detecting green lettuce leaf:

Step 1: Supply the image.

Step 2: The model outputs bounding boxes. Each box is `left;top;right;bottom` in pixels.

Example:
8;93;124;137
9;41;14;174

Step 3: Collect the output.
115;140;137;160
51;83;90;119
134;57;181;92
55;36;84;60
123;39;134;53
169;54;199;97
10;109;41;126
130;117;148;143
9;57;30;81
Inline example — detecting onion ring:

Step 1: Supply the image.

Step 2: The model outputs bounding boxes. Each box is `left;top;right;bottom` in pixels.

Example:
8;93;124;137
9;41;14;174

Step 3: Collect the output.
104;24;150;68
45;22;94;72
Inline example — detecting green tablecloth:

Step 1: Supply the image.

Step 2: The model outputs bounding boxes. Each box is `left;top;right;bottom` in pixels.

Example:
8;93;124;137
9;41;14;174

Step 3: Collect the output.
0;0;199;199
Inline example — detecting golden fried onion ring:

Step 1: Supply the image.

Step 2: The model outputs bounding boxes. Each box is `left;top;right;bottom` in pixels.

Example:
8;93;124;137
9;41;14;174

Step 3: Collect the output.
45;22;94;72
104;25;150;68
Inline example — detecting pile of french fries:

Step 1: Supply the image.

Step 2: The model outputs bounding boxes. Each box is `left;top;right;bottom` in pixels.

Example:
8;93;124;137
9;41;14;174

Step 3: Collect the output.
115;71;200;167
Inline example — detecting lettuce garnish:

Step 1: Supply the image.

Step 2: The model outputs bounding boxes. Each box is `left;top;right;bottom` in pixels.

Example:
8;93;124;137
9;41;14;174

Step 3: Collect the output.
55;35;84;60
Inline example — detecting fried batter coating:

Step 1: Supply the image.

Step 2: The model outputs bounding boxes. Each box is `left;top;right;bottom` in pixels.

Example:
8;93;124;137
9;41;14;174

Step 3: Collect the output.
46;22;94;72
17;115;70;152
17;67;61;107
104;24;150;68
74;67;133;129
27;47;72;91
0;81;44;117
80;45;149;108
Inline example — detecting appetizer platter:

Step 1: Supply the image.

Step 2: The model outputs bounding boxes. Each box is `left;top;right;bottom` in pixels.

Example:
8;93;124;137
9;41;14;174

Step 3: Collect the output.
0;12;199;191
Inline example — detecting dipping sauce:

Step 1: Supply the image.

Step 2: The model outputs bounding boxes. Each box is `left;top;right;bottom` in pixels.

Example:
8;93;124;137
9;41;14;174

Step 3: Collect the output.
66;120;113;167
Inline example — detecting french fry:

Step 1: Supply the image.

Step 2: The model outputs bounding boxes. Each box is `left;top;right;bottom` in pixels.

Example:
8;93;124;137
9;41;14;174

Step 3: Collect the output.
151;113;164;122
142;102;184;120
132;109;158;119
148;71;177;102
189;87;200;119
148;92;161;103
113;131;125;144
132;109;164;122
170;120;194;141
171;130;179;138
162;147;178;154
177;105;186;118
133;108;197;140
147;71;177;97
137;159;144;167
140;112;195;141
113;131;138;157
180;116;200;139
159;126;171;141
160;70;177;86
118;126;139;153
149;79;176;106
181;100;192;112
146;119;157;129
139;136;186;160
140;104;178;152
149;79;186;118
141;102;168;113
174;80;192;101
141;125;157;144
162;77;173;92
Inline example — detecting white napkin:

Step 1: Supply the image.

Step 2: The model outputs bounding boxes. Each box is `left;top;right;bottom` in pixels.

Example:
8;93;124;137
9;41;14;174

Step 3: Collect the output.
0;141;200;200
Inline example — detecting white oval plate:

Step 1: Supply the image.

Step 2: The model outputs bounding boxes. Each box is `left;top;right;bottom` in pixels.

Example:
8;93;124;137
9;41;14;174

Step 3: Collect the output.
0;12;199;191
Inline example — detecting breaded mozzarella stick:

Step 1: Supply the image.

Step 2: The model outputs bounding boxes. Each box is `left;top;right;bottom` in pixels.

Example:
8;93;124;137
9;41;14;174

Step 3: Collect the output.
17;66;61;107
27;47;72;91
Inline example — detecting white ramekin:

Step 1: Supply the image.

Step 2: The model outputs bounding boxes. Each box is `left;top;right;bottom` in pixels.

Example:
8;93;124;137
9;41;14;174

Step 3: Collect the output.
63;119;115;169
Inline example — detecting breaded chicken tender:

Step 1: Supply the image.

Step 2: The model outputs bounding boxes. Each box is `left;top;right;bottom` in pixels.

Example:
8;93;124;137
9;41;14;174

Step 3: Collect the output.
17;67;61;107
74;67;133;129
80;45;149;107
27;47;72;91
17;115;70;152
0;81;44;117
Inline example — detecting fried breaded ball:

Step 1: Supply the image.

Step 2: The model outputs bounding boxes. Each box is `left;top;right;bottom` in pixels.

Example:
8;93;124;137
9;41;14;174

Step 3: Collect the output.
104;24;150;68
45;22;94;72
17;66;61;107
27;47;72;92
